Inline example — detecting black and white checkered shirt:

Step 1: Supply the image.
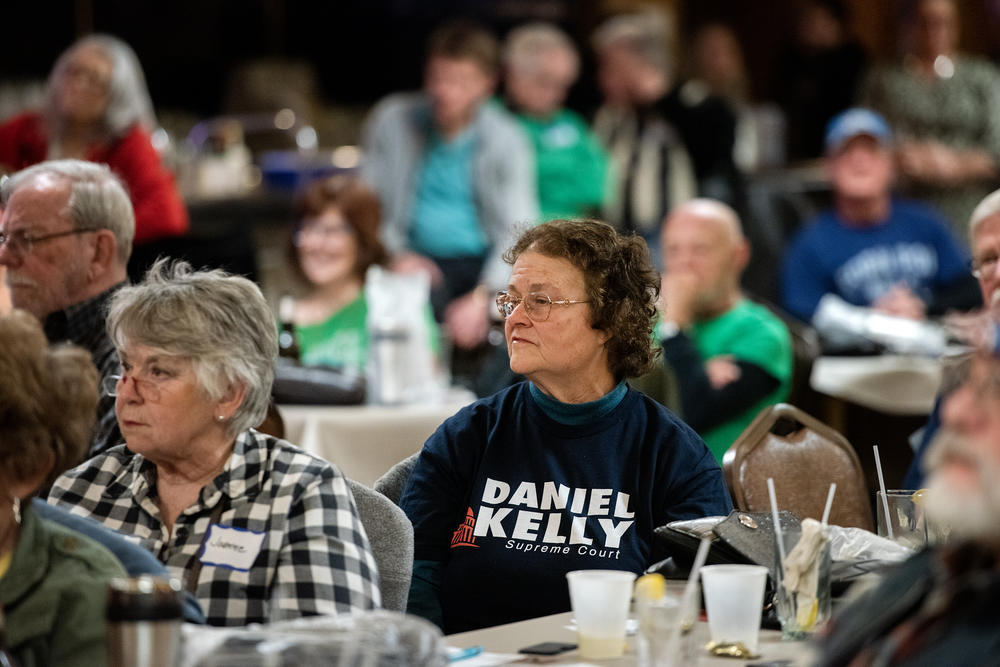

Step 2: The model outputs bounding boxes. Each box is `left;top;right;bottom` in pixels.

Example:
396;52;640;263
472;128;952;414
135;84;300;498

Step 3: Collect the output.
43;283;123;458
47;429;381;626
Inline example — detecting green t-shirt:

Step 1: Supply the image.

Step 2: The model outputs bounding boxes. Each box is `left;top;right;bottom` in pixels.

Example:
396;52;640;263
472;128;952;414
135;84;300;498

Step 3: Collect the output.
690;299;793;460
516;109;609;220
295;293;439;373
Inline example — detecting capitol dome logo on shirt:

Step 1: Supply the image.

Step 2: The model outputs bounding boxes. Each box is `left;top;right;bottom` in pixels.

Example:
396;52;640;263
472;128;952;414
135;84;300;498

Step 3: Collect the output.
450;477;635;561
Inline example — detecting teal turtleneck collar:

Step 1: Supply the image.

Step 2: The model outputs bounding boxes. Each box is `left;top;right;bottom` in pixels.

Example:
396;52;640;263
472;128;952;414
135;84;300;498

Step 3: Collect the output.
528;380;628;425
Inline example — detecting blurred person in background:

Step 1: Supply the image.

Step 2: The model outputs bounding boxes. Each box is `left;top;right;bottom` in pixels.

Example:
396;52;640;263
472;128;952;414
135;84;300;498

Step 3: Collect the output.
0;160;134;457
280;174;437;373
591;10;695;261
904;187;1000;489
781;108;979;340
593;9;739;202
48;260;381;626
400;219;731;633
859;0;1000;240
0;309;126;667
361;20;538;353
775;0;868;161
0;34;188;261
817;351;1000;666
502;22;609;220
635;199;792;463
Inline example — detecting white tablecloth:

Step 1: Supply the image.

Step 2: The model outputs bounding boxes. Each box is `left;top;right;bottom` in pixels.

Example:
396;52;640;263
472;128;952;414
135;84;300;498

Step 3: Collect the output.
279;391;475;486
446;610;814;665
809;354;943;415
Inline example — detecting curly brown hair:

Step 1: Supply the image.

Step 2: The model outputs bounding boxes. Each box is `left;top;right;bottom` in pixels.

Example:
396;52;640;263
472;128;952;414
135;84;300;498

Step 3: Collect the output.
503;219;660;380
0;310;98;490
287;174;389;284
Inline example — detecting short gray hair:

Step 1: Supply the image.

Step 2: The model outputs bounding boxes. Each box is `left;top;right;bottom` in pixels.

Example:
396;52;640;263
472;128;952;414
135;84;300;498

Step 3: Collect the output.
0;159;135;263
47;34;157;138
592;10;675;77
106;260;278;438
969;188;1000;243
504;22;579;78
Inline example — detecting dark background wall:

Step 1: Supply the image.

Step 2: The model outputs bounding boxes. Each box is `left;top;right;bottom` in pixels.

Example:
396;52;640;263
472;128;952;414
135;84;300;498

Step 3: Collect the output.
2;1;998;119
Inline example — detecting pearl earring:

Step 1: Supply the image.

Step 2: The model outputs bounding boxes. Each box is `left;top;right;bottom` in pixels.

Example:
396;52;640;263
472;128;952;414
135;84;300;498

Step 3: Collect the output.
216;415;226;422
12;497;21;525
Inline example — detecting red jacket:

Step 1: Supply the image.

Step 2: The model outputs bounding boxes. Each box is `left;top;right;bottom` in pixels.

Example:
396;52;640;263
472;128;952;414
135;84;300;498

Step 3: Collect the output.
0;112;189;244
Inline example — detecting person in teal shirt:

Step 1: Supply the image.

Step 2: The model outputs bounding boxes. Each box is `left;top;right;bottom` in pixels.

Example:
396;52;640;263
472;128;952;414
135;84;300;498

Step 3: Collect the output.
503;22;609;220
635;199;792;462
282;175;438;373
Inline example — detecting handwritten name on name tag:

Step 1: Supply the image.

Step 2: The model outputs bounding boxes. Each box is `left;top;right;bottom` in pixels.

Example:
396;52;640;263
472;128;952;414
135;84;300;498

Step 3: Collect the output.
199;524;266;571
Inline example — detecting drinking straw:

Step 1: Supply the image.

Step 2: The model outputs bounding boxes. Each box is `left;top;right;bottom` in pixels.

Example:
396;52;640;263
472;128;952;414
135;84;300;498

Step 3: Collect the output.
873;445;894;540
767;477;786;571
821;482;837;527
682;536;711;626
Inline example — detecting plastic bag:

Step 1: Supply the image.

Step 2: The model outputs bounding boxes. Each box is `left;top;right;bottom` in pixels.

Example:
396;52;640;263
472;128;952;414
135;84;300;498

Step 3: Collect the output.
184;610;446;667
365;266;438;405
827;525;913;563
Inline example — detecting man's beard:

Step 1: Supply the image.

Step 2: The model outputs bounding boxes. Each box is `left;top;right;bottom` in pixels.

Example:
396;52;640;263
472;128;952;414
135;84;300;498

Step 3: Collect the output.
923;427;1000;544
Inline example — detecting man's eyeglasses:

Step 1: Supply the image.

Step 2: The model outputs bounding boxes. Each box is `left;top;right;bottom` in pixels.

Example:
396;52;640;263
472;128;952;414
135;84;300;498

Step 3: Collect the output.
0;227;100;257
971;254;999;279
495;291;589;322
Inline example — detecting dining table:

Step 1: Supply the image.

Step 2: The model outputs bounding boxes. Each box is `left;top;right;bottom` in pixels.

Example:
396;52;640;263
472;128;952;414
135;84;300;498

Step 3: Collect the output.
445;610;815;666
278;389;475;486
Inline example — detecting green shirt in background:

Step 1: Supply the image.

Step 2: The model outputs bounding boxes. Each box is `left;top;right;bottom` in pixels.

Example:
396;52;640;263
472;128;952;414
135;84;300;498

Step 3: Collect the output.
295;293;440;372
691;299;793;460
516;109;609;220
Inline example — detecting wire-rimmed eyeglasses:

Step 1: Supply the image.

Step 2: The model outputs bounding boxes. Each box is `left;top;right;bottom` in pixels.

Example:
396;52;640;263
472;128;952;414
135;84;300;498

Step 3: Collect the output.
101;372;168;402
495;290;589;322
971;253;999;279
0;227;100;257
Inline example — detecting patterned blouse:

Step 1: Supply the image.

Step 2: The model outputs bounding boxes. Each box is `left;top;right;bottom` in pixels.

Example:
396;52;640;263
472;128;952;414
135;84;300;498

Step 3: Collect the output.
47;430;381;626
859;55;1000;240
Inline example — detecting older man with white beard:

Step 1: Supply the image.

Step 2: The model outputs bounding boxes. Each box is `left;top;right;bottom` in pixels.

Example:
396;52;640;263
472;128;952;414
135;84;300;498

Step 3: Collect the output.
817;351;1000;666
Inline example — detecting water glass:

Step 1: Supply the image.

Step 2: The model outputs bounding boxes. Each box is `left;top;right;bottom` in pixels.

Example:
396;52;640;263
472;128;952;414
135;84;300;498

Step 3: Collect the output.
876;490;928;549
773;527;832;640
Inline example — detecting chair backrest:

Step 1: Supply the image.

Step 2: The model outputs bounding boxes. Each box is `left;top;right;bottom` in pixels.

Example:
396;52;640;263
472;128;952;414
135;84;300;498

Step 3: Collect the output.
722;403;873;531
346;478;414;612
373;452;420;506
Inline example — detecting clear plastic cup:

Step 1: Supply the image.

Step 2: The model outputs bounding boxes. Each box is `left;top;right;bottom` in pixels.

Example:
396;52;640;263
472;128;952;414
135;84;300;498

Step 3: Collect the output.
566;569;637;659
700;564;768;653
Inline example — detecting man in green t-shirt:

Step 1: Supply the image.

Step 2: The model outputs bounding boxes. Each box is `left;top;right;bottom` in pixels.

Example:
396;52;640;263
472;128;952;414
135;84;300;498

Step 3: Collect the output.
639;198;792;462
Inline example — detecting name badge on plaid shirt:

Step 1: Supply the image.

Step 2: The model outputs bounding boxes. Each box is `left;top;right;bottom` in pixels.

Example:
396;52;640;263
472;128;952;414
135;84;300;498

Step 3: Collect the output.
200;524;266;571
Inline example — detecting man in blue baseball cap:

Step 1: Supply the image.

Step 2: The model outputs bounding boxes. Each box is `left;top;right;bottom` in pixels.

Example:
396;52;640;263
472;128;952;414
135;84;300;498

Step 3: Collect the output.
780;107;980;347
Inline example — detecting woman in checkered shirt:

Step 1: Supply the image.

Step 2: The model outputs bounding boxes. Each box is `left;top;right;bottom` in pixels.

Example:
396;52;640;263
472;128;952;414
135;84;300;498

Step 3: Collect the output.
48;259;382;626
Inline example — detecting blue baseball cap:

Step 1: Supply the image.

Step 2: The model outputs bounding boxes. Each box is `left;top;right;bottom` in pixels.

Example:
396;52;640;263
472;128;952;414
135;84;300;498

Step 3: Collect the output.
824;108;892;154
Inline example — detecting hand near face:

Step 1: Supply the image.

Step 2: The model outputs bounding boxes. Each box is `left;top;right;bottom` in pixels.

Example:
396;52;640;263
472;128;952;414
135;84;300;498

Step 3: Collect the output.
873;284;927;321
705;355;741;389
445;288;490;349
659;271;700;327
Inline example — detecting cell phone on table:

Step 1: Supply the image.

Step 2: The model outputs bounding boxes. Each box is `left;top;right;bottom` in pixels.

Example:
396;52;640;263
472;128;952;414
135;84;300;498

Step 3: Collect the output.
519;641;577;655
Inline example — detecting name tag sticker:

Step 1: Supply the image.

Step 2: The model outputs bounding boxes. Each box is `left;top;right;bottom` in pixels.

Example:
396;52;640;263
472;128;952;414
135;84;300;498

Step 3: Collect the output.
199;524;266;571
